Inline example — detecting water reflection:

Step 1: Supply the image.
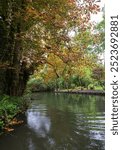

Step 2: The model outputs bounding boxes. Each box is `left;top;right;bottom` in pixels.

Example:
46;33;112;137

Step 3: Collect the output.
27;105;51;137
28;138;35;150
0;93;105;150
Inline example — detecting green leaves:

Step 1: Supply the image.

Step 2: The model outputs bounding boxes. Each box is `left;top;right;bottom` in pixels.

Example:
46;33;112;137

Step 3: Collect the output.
0;95;29;130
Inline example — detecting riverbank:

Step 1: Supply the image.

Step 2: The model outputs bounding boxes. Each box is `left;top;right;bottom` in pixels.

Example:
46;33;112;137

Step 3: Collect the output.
0;95;30;135
55;90;105;96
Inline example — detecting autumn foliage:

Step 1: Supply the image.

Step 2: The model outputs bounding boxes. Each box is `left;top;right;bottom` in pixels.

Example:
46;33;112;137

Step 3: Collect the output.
0;0;103;95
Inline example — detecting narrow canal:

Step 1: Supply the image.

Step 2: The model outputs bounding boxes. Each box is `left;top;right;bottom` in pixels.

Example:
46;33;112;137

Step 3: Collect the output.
0;93;105;150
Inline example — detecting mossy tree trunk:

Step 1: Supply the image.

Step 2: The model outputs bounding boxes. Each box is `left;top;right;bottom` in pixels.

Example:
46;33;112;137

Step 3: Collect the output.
0;0;32;96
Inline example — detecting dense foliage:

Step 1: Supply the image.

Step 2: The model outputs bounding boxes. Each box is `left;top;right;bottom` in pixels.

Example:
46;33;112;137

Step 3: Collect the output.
0;0;103;96
27;17;105;92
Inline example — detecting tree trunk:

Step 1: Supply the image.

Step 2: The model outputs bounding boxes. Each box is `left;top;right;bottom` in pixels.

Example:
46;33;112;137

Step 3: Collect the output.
0;0;30;96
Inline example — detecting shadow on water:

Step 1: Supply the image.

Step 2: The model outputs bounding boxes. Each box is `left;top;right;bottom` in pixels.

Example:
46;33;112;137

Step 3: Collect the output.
0;93;105;150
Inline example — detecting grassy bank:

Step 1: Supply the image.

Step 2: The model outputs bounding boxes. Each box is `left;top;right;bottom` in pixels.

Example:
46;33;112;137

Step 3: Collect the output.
0;95;30;134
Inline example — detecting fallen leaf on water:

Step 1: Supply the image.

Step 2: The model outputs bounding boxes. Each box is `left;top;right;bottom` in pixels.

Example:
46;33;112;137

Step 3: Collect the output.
4;127;14;132
9;118;24;125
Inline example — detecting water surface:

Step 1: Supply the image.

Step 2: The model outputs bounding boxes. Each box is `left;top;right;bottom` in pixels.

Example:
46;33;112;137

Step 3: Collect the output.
0;93;105;150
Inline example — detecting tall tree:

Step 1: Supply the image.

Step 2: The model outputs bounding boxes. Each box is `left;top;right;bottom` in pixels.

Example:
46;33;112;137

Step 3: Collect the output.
0;0;100;96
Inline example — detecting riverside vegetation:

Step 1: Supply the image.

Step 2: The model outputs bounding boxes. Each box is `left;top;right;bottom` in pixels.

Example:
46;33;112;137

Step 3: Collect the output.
0;94;30;133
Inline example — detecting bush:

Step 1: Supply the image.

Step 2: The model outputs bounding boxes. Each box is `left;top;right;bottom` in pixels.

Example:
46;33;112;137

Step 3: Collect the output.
80;76;93;89
0;95;29;131
88;84;95;90
0;120;4;129
27;78;55;92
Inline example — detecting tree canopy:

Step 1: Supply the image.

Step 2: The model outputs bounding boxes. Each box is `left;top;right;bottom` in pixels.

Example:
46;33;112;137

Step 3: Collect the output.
0;0;104;96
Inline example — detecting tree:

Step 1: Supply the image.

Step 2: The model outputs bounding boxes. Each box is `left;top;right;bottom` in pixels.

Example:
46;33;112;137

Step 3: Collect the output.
0;0;100;96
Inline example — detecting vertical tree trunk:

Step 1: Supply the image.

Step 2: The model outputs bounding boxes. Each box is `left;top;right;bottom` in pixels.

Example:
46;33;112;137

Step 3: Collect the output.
0;0;29;96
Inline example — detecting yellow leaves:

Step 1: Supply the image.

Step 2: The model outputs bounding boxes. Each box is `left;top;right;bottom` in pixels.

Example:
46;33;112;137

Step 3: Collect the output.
44;70;56;83
24;6;40;21
47;53;65;71
36;45;95;83
21;0;102;82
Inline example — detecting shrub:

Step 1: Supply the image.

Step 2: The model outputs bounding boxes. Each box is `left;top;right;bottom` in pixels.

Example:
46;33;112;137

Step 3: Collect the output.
0;95;29;131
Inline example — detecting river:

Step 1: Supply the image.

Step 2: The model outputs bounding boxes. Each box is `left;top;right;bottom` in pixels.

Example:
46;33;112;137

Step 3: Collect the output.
0;93;105;150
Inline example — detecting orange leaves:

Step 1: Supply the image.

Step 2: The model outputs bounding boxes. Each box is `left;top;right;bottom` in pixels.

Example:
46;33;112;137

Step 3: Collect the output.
68;0;75;3
4;118;24;132
24;6;40;21
9;118;24;126
4;127;14;132
21;0;102;75
89;4;100;14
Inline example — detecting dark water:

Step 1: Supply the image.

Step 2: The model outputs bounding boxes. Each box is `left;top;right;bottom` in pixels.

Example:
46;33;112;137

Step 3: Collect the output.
0;93;105;150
